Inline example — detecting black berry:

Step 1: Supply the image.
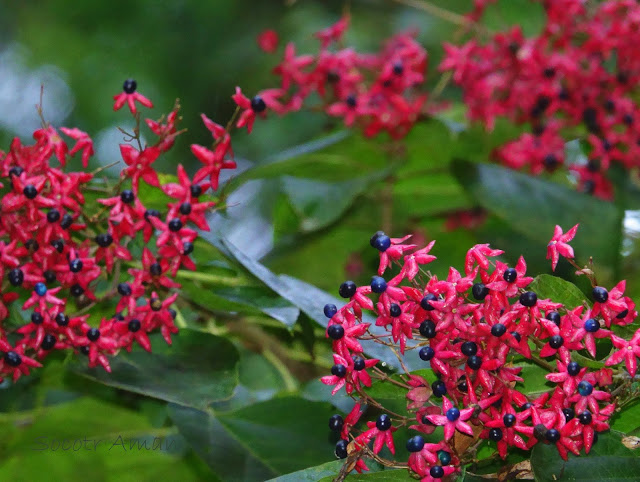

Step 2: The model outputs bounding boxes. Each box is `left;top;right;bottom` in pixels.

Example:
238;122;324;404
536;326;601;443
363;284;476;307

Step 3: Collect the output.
338;281;357;299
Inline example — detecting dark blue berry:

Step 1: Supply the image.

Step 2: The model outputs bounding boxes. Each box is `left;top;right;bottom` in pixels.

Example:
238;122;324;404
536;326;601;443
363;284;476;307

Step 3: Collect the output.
144;209;160;221
34;283;47;296
190;185;202;197
567;362;581;376
446;407;460;421
472;283;489;300
55;313;69;326
4;351;21;367
406;435;425;453
373;235;391;252
389;303;402;318
438;450;451;465
546;429;560;443
96;233;113;248
324;304;337;318
467;355;482;370
376;414;392;431
578;411;592;425
549;335;564;349
168;218;183;232
503;268;517;283
46;209;60;223
491;323;506;337
70;284;84;297
25;239;39;252
339;281;357;299
183;242;194;255
392;62;403;75
23;185;37;199
457;379;468;392
149;263;162;276
519;291;538;307
69;259;83;273
327;324;344;340
489;428;503;441
118;283;132;296
179;202;192;215
617;309;629;319
369;231;385;247
584;318;600;332
60;214;73;229
51;239;64;253
419;346;435;361
345;95;357;108
521;402;532;411
328;414;343;432
120;189;134;203
250;96;266;113
370;276;387;293
511;331;521;342
432;380;447;397
547;311;561;326
31;312;43;325
8;268;23;287
331;364;347;378
128;319;141;332
123;79;137;94
335;439;348;459
503;414;516;427
352;356;366;371
430;466;445;479
419;320;437;338
87;328;100;342
461;341;478;357
420;293;437;311
41;334;56;350
563;407;575;421
43;270;56;283
578;381;593;396
592;286;609;303
8;166;23;177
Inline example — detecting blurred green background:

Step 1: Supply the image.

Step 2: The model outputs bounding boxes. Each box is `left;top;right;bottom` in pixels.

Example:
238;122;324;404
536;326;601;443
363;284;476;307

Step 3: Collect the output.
1;1;640;480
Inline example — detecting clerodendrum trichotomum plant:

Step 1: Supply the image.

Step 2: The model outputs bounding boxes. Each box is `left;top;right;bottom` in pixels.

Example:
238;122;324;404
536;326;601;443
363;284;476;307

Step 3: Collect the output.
322;226;640;480
0;80;240;381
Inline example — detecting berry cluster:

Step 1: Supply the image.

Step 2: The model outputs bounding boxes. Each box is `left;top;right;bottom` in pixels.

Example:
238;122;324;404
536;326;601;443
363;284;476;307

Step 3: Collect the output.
441;0;640;199
244;16;428;139
322;225;639;479
0;79;238;382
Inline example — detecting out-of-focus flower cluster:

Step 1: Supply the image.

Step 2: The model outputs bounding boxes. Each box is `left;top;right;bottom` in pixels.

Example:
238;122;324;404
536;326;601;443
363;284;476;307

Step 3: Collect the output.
441;0;640;199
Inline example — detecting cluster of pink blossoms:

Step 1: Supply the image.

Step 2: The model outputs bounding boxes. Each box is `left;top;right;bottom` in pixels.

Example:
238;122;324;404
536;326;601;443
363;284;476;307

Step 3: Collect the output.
441;0;640;199
322;225;639;480
240;16;428;139
0;79;239;381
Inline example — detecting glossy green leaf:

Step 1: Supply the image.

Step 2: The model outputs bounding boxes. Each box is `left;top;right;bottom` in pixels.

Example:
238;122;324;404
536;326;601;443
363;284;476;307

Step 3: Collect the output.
530;430;640;481
215;286;300;328
169;397;336;480
452;160;623;282
610;400;640;435
267;460;344;482
319;468;409;481
528;274;589;309
73;330;239;410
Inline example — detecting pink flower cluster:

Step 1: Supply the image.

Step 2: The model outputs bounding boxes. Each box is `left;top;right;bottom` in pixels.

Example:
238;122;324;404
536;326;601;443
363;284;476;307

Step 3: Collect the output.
323;225;639;480
0;80;238;382
244;16;429;138
441;0;640;199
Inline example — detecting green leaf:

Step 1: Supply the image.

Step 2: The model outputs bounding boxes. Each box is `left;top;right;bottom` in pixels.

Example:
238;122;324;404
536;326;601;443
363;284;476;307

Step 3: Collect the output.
169;397;336;480
452;160;623;283
281;171;387;233
319;469;409;481
215;286;300;328
267;460;344;482
528;274;590;309
72;330;239;410
530;430;640;481
611;400;640;435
